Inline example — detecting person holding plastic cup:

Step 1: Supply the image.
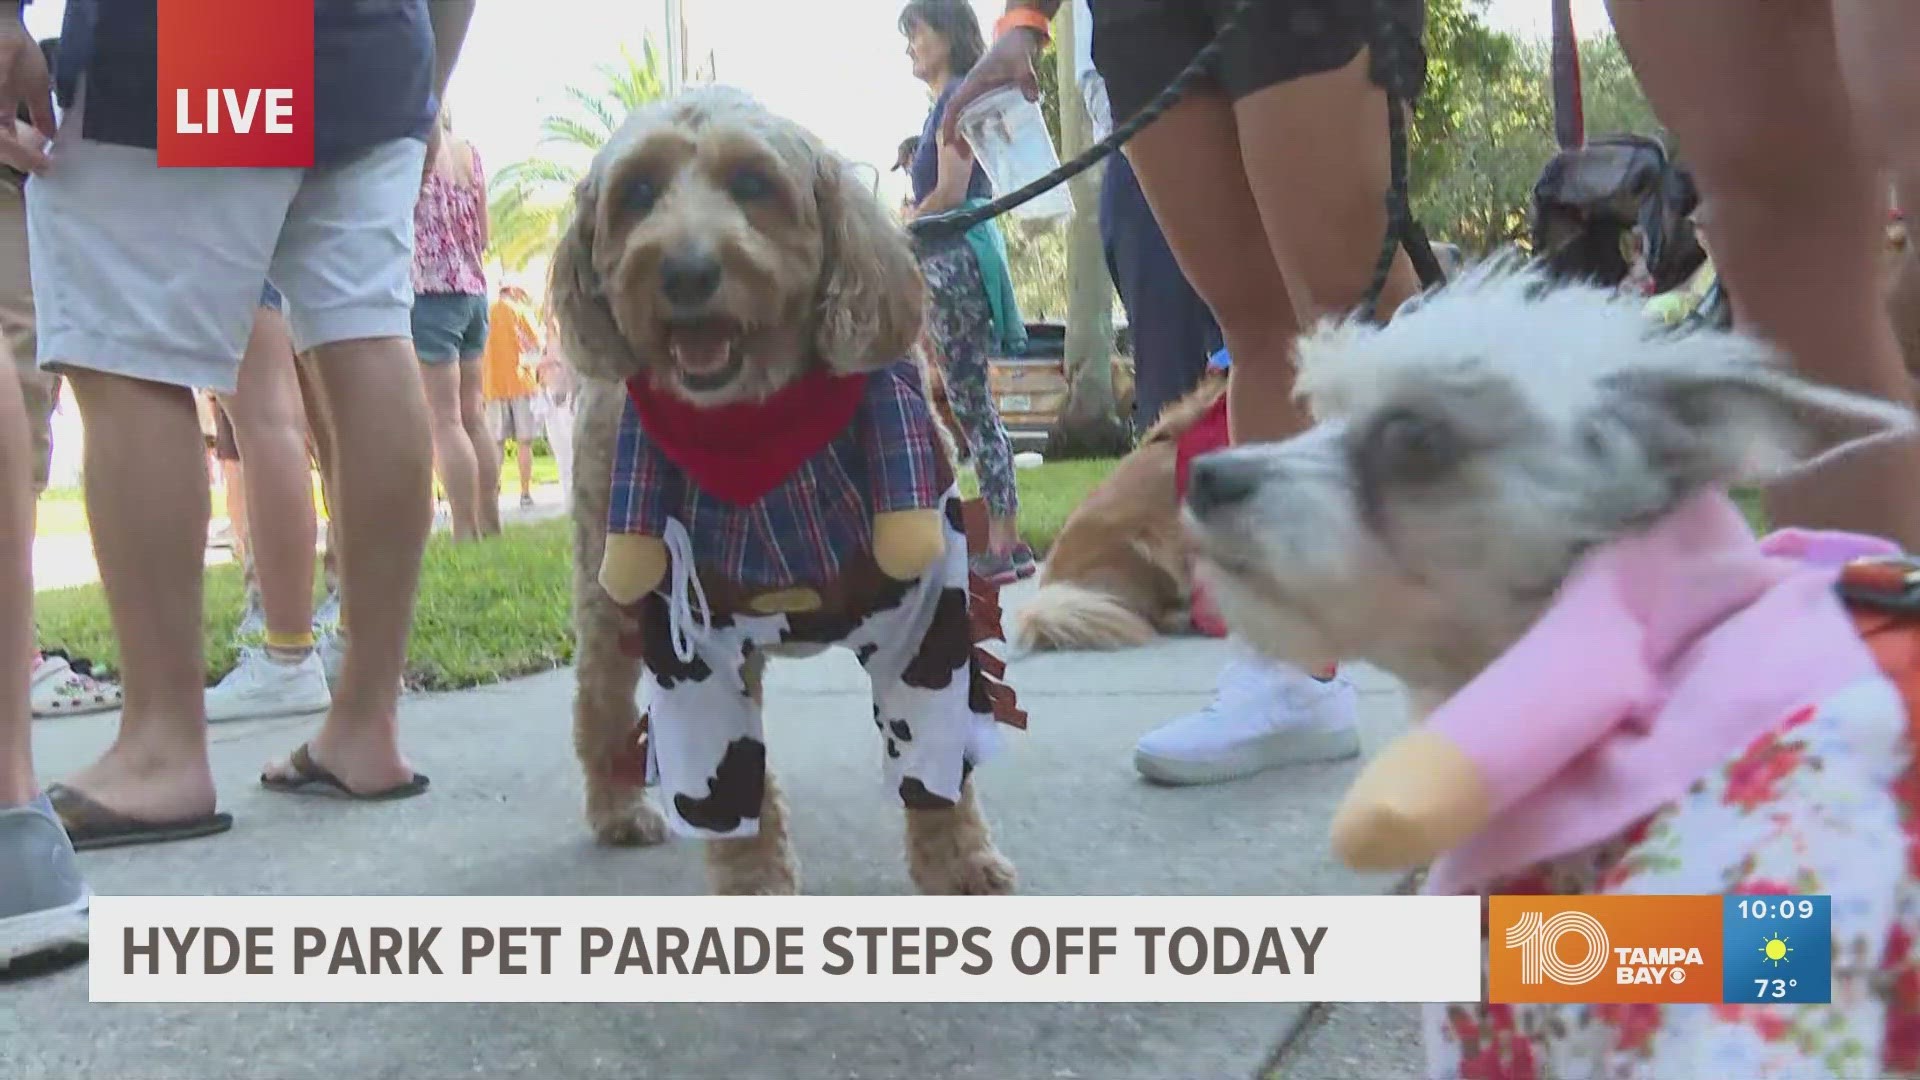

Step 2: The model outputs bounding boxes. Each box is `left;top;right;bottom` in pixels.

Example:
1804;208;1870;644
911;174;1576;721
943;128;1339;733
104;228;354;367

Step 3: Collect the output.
898;0;1035;586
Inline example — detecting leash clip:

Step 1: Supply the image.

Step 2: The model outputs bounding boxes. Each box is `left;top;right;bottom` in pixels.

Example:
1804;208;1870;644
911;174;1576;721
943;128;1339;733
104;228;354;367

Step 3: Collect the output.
1838;556;1920;615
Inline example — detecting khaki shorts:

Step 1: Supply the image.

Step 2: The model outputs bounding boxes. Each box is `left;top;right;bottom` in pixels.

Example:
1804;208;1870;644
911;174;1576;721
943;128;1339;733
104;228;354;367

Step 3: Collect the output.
0;183;56;492
26;85;426;395
489;397;539;442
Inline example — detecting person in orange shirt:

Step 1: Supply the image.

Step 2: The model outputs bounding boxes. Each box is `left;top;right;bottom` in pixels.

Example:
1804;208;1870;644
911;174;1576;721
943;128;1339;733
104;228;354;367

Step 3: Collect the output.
481;285;541;525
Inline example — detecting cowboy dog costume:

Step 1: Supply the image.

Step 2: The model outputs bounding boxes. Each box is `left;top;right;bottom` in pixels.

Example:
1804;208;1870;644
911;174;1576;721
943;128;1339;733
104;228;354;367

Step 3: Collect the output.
601;358;1024;840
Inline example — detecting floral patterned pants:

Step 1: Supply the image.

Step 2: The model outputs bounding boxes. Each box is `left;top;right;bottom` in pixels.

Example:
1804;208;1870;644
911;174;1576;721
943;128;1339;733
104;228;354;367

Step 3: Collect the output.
1429;675;1920;1078
918;238;1018;520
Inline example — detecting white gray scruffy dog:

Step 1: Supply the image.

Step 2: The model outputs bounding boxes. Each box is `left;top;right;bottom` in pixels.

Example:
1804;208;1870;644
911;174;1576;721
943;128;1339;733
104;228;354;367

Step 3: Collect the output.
1184;264;1920;1077
1182;262;1913;714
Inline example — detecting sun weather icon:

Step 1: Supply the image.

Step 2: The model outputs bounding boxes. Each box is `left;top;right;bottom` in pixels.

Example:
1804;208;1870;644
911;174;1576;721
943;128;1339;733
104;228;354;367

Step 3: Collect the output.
1759;934;1792;967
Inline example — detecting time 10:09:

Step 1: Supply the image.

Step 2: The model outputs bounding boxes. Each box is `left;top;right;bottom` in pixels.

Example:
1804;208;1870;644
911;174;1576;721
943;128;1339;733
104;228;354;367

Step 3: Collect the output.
1738;898;1817;919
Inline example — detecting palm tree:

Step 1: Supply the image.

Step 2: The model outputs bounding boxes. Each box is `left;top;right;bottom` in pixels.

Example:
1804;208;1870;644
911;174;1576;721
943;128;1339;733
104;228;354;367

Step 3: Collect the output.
1045;2;1129;456
487;41;669;272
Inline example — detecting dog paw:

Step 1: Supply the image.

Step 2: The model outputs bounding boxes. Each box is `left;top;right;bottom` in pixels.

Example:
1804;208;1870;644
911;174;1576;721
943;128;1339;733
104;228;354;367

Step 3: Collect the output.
912;846;1018;896
587;792;670;847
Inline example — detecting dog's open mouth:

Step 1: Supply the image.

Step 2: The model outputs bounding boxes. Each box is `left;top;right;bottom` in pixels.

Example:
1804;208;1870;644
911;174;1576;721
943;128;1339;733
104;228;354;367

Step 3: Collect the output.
666;317;746;393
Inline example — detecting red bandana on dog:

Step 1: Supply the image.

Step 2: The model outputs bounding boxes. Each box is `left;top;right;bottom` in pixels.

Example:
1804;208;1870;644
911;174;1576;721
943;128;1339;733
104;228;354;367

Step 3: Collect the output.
626;368;868;507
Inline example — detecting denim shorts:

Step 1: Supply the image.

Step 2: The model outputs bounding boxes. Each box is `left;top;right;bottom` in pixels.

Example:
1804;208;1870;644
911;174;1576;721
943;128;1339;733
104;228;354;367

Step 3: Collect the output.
411;291;489;364
260;282;284;312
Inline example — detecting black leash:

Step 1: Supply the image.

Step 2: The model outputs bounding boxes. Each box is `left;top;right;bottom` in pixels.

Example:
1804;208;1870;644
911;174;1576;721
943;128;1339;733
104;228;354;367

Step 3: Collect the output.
907;0;1442;324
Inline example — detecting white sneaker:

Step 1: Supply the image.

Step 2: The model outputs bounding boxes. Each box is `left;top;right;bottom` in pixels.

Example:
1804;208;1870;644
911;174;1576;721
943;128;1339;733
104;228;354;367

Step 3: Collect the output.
312;589;342;635
234;588;266;642
316;630;346;685
0;796;89;972
1133;640;1360;785
312;630;403;696
205;648;331;723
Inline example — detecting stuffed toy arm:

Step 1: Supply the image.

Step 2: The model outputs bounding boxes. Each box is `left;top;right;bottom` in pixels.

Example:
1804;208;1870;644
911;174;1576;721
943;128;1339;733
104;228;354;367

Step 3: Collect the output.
602;534;667;607
600;395;676;606
861;363;951;581
1331;555;1652;870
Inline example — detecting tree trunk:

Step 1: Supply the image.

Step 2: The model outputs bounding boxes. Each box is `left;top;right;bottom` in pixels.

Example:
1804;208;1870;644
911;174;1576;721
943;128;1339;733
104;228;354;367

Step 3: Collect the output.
1044;2;1130;459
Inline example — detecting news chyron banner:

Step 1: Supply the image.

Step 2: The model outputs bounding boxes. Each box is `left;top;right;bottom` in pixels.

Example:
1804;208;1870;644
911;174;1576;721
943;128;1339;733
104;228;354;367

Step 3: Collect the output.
158;0;315;167
89;893;1834;1004
90;896;1482;1003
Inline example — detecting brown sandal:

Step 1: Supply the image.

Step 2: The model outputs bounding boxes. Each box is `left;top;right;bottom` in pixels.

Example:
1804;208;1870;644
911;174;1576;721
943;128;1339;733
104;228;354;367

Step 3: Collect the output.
259;743;430;801
45;783;233;851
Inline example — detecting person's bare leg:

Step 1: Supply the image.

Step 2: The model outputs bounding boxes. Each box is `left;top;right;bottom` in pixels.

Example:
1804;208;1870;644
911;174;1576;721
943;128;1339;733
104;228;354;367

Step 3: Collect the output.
462;362;501;535
262;336;431;792
1834;0;1920;221
1892;234;1920;379
219;455;248;566
1234;49;1422;326
1120;87;1356;790
514;432;534;500
1609;0;1920;546
1833;0;1920;383
0;359;90;963
1;364;35;804
222;307;316;635
57;371;215;821
420;359;480;539
1119;91;1304;445
296;356;342;597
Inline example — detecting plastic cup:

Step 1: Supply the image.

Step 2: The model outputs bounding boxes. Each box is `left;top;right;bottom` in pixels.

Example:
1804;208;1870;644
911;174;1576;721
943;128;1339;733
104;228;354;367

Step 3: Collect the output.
955;86;1074;225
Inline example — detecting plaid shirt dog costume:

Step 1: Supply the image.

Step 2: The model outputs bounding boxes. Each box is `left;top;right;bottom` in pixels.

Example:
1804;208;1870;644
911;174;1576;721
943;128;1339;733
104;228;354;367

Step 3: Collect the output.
605;358;1023;840
608;360;948;588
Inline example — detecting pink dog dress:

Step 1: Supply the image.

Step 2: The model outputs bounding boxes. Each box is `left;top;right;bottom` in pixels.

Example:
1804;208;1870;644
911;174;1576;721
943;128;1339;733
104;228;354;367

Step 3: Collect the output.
1416;490;1920;1078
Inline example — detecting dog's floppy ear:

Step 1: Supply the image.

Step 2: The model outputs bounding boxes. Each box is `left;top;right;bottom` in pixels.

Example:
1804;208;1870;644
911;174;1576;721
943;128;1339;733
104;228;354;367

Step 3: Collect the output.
548;175;641;383
812;153;926;375
1597;333;1916;490
1293;318;1382;422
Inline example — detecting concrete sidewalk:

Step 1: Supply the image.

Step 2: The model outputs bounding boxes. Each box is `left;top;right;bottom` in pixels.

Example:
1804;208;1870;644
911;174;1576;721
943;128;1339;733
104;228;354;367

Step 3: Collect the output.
3;583;1423;1079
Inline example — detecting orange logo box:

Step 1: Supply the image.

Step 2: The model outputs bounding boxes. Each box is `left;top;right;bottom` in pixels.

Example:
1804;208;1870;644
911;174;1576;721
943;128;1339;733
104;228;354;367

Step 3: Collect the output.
1488;895;1722;1004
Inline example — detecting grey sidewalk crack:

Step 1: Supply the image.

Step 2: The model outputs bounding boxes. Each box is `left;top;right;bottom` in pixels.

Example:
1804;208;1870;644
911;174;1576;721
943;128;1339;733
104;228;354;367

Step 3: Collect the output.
1255;869;1422;1080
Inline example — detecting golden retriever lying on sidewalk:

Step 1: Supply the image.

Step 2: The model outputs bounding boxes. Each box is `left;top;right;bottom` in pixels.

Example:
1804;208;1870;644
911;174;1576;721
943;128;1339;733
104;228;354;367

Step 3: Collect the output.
1011;376;1225;651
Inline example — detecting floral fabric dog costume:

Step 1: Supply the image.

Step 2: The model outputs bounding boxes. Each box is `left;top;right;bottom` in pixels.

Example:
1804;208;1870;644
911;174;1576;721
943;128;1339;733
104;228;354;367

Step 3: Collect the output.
1398;491;1920;1078
604;358;1023;840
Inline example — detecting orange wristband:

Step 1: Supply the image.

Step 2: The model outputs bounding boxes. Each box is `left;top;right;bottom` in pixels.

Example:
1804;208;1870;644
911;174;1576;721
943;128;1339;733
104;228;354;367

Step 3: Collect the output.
994;6;1052;44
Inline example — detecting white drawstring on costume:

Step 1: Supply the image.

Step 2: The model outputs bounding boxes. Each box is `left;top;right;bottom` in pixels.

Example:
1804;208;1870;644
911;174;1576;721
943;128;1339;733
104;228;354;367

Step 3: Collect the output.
661;517;712;664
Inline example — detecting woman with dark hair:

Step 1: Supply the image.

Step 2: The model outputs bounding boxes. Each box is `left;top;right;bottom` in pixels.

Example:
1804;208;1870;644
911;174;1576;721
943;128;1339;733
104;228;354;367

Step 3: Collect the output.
898;0;1035;586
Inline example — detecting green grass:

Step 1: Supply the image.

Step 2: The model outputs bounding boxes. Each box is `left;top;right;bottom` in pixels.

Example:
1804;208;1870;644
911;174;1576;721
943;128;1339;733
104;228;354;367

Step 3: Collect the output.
36;444;566;540
35;518;575;691
34;456;1121;689
960;456;1117;554
1734;488;1768;534
31;491;88;538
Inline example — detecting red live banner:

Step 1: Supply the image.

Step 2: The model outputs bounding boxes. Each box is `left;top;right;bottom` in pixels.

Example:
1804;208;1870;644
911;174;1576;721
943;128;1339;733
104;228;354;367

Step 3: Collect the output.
157;0;315;167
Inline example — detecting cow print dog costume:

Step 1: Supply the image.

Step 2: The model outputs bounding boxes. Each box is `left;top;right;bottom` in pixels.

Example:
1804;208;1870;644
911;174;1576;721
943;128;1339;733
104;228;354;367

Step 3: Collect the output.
607;357;1027;843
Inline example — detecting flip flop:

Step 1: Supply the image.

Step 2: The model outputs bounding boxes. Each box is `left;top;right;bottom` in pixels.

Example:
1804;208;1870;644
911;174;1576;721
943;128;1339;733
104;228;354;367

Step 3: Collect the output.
45;783;233;852
259;743;430;801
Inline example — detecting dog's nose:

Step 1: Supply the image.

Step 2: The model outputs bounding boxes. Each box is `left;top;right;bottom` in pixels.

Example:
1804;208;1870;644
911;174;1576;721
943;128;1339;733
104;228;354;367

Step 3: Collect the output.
659;251;723;306
1187;456;1259;514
